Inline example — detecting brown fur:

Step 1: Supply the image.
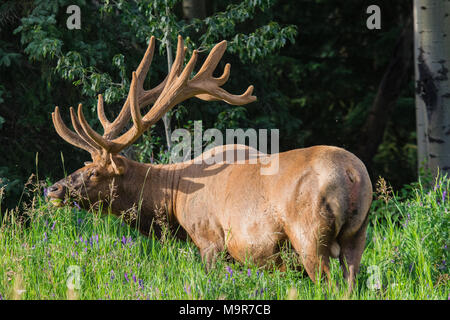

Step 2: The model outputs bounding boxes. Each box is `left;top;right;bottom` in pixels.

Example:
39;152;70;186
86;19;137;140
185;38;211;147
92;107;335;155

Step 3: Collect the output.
48;144;372;288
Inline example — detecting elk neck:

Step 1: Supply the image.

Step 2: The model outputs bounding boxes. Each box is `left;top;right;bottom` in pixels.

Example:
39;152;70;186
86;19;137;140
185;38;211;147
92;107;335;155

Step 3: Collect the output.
111;158;186;237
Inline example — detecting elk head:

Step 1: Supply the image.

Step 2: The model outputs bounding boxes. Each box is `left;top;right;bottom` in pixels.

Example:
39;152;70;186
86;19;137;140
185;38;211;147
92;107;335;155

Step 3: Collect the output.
46;35;256;211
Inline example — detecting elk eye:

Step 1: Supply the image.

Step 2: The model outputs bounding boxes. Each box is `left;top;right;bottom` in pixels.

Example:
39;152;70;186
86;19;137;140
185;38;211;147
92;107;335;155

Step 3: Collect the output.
88;170;98;179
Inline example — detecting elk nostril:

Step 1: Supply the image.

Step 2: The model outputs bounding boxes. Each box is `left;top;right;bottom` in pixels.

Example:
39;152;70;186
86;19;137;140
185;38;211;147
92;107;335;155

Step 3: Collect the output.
48;185;60;193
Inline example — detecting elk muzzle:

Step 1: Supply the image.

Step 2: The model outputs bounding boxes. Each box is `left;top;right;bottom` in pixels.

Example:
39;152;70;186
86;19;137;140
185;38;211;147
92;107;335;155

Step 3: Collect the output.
46;182;67;207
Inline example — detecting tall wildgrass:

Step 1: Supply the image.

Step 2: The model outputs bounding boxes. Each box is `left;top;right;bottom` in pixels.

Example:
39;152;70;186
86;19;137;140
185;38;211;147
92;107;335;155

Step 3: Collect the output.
0;175;448;300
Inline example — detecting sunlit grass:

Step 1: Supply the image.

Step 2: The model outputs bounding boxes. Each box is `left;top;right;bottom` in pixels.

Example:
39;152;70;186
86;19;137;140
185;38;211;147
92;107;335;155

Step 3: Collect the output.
0;176;448;300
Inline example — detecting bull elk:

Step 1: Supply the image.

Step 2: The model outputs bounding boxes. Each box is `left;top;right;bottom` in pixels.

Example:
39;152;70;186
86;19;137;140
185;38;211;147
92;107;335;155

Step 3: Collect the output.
46;35;372;289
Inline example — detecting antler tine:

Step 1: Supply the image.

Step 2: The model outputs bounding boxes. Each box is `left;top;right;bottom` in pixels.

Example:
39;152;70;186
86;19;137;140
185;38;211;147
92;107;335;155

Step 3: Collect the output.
194;40;227;78
189;40;256;105
136;36;156;86
129;72;143;132
97;94;111;131
70;105;104;151
52;107;98;155
101;36;162;139
77;103;114;152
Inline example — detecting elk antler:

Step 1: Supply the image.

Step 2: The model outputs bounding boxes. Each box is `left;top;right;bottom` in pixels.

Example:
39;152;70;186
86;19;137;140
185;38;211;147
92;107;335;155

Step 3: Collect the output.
52;35;256;158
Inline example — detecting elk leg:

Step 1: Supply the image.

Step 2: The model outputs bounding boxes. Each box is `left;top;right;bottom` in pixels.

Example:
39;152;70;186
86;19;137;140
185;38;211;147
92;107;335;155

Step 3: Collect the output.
286;224;333;284
338;216;369;293
199;243;220;272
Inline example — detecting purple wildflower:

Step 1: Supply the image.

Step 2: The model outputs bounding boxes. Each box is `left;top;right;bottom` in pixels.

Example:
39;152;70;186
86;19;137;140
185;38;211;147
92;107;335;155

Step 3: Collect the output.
442;191;447;203
124;272;129;283
43;187;48;198
74;201;81;210
110;270;115;281
138;279;144;289
226;266;233;278
43;232;48;242
184;285;191;296
132;274;137;283
51;221;56;231
122;236;127;246
247;269;251;277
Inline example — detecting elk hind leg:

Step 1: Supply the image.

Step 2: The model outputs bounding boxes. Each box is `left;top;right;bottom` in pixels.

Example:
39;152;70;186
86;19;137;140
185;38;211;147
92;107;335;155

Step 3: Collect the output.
286;223;334;284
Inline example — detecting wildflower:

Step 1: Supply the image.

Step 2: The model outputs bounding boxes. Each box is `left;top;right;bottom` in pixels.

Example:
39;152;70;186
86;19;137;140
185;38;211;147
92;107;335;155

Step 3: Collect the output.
184;284;191;296
74;201;81;210
247;269;251;277
43;232;48;242
43;187;48;198
51;221;56;231
132;274;137;283
110;270;115;281
124;272;129;283
443;191;447;203
226;266;233;278
138;279;144;290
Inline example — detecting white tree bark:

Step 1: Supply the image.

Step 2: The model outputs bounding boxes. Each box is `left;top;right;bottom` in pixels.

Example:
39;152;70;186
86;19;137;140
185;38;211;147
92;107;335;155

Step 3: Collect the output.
414;0;450;178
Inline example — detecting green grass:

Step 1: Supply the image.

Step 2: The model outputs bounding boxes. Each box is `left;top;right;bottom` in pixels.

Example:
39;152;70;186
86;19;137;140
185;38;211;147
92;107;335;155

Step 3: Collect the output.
0;176;448;300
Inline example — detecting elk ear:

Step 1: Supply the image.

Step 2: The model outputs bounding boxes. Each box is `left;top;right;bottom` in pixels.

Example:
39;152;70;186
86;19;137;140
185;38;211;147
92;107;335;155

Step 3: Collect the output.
109;154;126;175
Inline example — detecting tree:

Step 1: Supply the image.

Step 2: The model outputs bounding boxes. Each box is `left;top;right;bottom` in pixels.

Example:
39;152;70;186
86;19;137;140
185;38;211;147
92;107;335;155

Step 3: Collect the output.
356;15;413;173
414;0;450;179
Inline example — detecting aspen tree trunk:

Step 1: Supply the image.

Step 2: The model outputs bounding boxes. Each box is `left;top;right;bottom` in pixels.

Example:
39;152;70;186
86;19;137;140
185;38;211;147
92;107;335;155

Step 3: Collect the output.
414;0;450;179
